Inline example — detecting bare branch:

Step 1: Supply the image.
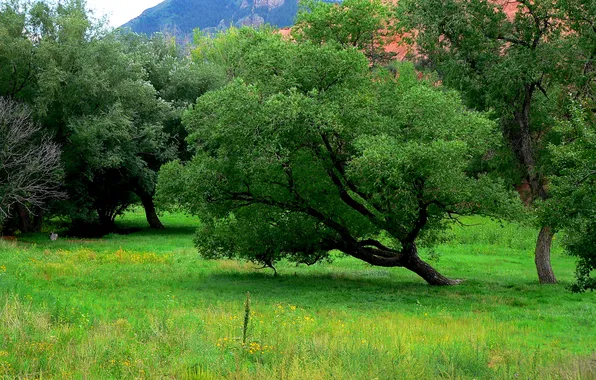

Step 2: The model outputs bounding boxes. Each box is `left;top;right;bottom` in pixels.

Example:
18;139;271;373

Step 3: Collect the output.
0;97;66;222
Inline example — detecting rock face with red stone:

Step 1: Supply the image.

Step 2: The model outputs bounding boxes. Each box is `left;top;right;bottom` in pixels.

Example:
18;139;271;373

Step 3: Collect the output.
124;0;520;51
280;0;520;62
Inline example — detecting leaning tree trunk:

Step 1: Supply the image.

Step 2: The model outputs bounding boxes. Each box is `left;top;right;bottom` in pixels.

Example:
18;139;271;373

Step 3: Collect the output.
348;242;461;286
535;225;557;284
402;244;461;285
403;255;461;285
139;193;164;229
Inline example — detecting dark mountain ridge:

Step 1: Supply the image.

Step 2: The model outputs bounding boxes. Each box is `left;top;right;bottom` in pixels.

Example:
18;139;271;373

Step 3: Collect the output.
122;0;340;37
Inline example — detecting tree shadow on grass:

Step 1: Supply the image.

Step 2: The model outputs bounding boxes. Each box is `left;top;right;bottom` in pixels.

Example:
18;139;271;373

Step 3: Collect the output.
168;270;553;314
17;225;198;245
112;225;198;238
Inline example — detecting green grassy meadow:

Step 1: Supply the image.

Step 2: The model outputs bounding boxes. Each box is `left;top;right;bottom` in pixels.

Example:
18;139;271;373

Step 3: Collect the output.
0;210;594;379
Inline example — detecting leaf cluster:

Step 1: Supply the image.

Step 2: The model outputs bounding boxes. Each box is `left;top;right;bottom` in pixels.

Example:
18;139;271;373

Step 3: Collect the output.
542;103;596;291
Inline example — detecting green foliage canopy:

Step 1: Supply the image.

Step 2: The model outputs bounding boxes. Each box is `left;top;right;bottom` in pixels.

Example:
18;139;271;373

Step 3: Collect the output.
544;104;596;292
396;0;595;285
158;29;517;284
0;1;224;234
294;0;396;65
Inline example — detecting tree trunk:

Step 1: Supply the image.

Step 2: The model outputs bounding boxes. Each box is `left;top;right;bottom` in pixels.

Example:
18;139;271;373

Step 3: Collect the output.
97;212;116;235
345;242;461;286
15;204;32;233
506;87;556;285
33;208;44;232
402;244;461;285
140;193;164;229
403;255;461;285
535;225;557;284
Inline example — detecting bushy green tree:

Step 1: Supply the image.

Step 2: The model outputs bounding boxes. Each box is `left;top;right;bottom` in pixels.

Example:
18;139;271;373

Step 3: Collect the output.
543;0;595;291
158;29;517;285
545;104;596;292
0;0;38;101
294;0;396;66
27;3;176;233
0;1;223;234
397;0;592;284
119;31;226;162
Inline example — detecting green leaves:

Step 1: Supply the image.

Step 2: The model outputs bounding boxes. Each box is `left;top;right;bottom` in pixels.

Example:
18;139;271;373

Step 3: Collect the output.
543;103;596;291
398;0;595;284
159;27;513;272
295;0;397;65
0;1;226;232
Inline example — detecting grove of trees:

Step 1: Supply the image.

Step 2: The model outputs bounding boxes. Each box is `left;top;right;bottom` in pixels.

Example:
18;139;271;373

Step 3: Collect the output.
397;0;595;288
0;0;593;290
0;0;223;235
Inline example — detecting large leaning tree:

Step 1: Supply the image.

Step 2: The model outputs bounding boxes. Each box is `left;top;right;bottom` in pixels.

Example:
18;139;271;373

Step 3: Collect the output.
157;28;518;285
0;97;63;230
397;0;592;284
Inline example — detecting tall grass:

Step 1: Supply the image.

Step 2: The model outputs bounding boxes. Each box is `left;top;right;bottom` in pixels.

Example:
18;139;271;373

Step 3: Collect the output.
447;215;563;252
0;210;594;379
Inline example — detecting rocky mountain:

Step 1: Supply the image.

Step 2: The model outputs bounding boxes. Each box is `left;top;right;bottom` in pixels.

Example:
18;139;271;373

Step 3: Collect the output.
122;0;340;37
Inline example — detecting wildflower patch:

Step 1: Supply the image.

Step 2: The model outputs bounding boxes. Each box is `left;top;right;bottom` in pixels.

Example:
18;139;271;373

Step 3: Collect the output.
56;248;172;265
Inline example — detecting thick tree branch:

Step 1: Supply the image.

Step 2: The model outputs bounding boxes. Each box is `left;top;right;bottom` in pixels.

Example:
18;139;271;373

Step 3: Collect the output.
317;133;386;230
404;179;429;245
320;132;383;212
224;190;357;245
358;238;394;252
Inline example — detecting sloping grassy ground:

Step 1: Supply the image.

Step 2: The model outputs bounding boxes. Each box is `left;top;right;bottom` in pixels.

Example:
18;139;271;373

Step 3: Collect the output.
0;211;594;379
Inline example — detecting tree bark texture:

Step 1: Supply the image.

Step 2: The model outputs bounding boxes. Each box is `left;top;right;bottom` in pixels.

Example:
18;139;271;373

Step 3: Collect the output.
140;193;164;229
403;254;462;285
505;85;557;284
535;225;557;284
342;242;460;286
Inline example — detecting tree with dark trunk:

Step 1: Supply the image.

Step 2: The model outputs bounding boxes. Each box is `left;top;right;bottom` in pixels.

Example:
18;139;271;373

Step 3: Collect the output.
15;204;32;233
1;2;225;236
117;31;226;230
138;191;165;229
157;28;518;284
397;0;593;284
